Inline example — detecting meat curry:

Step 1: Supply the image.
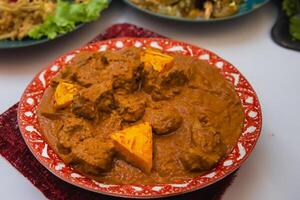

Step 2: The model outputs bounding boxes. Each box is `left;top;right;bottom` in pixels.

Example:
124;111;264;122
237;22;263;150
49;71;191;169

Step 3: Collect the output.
37;47;244;184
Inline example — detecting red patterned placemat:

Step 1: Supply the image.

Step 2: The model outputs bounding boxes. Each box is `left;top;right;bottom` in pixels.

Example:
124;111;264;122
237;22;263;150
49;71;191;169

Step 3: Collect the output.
0;23;237;200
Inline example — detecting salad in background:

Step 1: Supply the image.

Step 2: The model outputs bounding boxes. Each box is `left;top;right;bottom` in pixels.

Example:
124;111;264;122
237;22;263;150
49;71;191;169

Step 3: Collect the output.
0;0;109;40
283;0;300;40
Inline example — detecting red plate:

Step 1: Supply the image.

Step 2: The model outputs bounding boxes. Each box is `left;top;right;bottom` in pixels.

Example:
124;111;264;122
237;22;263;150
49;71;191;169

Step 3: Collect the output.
18;38;262;198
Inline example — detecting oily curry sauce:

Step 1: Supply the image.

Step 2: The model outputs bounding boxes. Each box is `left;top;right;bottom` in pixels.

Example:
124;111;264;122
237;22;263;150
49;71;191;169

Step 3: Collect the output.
38;47;244;184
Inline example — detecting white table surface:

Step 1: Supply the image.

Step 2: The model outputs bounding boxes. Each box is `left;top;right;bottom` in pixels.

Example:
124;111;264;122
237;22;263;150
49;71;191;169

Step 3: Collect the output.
0;1;299;200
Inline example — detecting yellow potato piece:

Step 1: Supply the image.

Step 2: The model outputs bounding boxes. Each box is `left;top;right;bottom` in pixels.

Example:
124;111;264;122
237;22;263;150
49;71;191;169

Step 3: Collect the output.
141;49;173;72
111;122;153;173
54;82;78;108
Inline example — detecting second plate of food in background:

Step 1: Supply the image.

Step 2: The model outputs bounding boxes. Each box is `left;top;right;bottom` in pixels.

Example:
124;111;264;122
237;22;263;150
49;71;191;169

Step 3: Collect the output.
123;0;270;22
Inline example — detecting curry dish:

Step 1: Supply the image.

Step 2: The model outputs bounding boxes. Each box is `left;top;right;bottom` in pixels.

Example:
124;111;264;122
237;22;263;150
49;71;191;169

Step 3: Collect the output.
129;0;242;19
37;47;244;184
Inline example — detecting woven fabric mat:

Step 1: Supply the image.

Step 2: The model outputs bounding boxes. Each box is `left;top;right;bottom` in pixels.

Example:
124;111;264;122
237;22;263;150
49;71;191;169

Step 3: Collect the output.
0;23;237;200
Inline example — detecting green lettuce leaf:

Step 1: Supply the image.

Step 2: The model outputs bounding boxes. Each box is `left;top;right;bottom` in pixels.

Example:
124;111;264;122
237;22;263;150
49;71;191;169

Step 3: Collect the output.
29;0;108;39
290;15;300;40
283;0;298;16
282;0;300;40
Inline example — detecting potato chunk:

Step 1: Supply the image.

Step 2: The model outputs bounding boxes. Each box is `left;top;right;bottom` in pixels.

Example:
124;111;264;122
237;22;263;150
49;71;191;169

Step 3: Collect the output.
111;122;153;173
141;49;173;72
54;82;78;108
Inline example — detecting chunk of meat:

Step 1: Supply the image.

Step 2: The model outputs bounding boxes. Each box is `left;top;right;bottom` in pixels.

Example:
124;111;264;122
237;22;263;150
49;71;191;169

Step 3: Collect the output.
104;48;143;93
143;80;167;101
71;52;97;67
111;122;153;173
72;95;96;120
104;47;142;63
72;68;101;87
180;119;227;171
112;64;143;93
54;52;108;85
97;92;115;113
115;94;145;122
38;88;59;119
147;105;182;135
72;81;115;119
70;52;107;87
142;55;188;101
191;119;226;153
57;117;92;152
54;82;78;108
143;71;182;101
161;56;192;86
80;81;114;113
96;111;123;138
79;81;112;102
72;138;115;175
180;147;221;171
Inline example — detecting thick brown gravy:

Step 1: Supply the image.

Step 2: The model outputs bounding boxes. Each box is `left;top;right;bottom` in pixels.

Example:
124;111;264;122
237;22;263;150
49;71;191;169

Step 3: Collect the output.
38;47;244;184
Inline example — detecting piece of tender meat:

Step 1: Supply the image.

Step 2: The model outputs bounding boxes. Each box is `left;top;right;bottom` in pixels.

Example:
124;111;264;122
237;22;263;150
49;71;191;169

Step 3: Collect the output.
115;93;145;122
142;64;165;99
70;52;108;87
96;111;123;138
104;47;142;63
103;48;143;93
160;56;192;87
72;95;96;120
57;117;92;153
54;52;109;85
180;147;221;171
180;119;227;171
72;138;115;175
111;63;143;93
142;59;184;101
142;71;168;101
79;80;114;113
147;104;182;135
38;88;59;119
97;92;115;113
143;81;168;101
71;52;97;67
148;87;182;101
80;81;112;102
191;119;226;153
72;67;102;87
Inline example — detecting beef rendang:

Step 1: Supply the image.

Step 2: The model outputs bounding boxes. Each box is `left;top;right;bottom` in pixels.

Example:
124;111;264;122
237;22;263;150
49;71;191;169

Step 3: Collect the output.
38;47;244;184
